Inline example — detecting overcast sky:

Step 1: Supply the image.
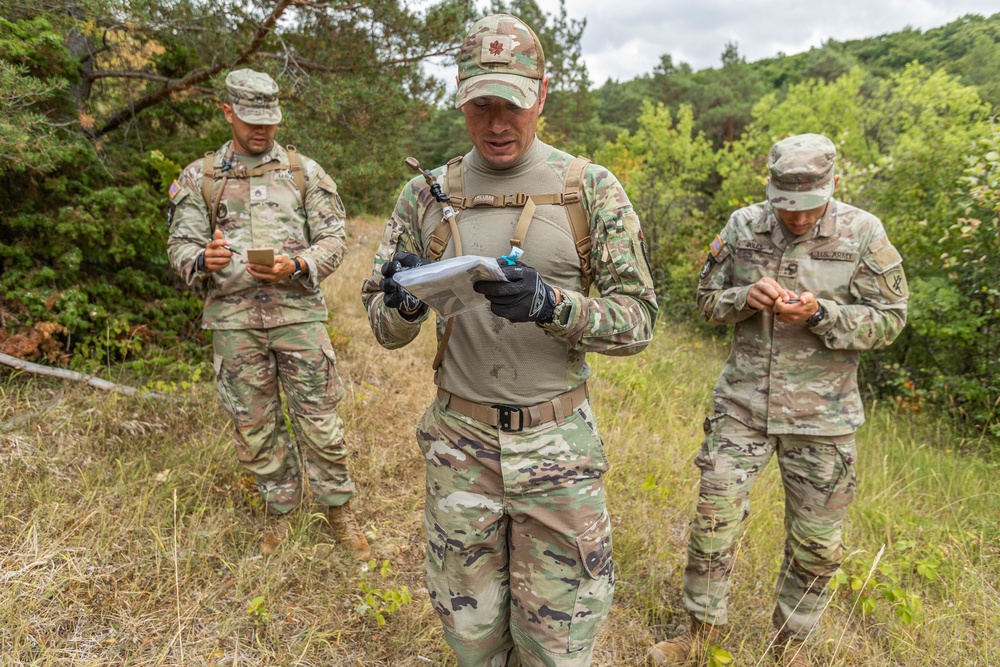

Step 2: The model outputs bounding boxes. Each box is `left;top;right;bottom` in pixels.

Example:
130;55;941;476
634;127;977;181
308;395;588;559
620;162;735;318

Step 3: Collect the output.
529;0;999;83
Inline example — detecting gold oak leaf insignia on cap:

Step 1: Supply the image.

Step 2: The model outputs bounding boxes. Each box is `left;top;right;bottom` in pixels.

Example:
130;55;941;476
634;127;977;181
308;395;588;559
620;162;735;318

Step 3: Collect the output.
489;40;504;56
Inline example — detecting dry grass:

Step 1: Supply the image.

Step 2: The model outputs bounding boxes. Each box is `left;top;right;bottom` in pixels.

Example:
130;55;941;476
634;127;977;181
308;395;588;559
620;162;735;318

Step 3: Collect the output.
1;216;997;665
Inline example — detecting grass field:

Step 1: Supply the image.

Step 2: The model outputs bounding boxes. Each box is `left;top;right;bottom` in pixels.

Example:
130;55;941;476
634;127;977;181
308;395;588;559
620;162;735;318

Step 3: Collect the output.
1;216;997;666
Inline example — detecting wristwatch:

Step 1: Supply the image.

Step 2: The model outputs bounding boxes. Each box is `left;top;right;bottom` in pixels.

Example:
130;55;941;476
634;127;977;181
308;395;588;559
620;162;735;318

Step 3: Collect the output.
290;257;304;280
550;297;572;327
806;303;826;327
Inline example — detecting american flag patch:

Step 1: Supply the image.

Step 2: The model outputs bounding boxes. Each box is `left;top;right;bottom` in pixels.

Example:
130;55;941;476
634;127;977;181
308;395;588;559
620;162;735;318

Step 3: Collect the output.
710;234;723;257
168;179;181;198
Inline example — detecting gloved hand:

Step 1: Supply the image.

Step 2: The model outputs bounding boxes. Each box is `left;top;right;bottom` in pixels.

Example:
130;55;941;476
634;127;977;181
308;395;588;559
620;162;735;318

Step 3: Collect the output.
473;261;557;324
380;251;432;317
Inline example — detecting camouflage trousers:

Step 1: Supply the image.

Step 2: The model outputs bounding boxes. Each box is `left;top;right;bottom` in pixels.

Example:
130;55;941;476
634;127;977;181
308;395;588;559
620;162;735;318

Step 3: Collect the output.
417;393;615;667
212;321;355;513
683;415;856;636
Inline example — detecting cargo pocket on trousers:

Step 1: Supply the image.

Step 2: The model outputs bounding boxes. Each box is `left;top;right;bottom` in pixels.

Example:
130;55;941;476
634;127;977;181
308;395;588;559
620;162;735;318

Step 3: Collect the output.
573;402;611;475
568;510;614;652
321;344;345;404
828;440;857;509
694;413;726;472
423;513;452;625
213;353;237;417
423;517;503;635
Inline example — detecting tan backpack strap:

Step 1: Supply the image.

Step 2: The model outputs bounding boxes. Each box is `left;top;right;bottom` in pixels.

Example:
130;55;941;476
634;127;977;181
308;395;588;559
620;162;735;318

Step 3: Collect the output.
427;219;452;262
238;162;285;176
432;319;455;370
453;192;583;209
428;156;464;262
200;152;218;234
510;197;537;250
564;156;593;292
452;192;528;209
285;145;308;205
445;155;465;212
430;155;467;370
210;175;229;237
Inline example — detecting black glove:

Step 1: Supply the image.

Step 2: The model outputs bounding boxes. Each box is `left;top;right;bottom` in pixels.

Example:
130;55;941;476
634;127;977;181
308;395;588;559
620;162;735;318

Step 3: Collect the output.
473;261;557;324
380;251;432;317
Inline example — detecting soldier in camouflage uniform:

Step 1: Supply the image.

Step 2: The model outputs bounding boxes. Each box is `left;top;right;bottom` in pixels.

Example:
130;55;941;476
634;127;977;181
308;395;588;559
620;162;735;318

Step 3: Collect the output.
360;15;657;666
649;134;908;667
167;69;370;560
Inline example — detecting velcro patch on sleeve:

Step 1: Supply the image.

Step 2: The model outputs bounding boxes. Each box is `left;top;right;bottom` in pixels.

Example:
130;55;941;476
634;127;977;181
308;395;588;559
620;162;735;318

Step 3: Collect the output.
168;179;181;198
864;242;903;274
169;188;189;206
870;245;902;271
710;234;724;257
868;235;889;253
317;175;338;194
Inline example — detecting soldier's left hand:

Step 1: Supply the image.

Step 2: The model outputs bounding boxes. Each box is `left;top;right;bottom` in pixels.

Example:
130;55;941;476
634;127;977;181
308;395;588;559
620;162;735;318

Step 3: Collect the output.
474;261;558;324
247;254;297;283
774;291;820;324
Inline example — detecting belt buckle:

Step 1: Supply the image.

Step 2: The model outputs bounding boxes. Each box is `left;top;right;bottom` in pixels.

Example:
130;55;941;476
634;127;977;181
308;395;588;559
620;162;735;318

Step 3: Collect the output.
492;404;524;432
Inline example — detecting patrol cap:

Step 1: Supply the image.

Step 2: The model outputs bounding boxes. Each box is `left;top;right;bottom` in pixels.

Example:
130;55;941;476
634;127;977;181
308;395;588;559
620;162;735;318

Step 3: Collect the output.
225;69;282;125
766;133;837;211
455;14;545;110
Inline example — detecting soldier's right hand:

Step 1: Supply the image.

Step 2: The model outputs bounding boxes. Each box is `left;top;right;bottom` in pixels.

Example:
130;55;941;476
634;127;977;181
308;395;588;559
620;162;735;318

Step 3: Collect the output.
203;229;235;272
747;276;792;311
379;252;431;318
380;251;433;278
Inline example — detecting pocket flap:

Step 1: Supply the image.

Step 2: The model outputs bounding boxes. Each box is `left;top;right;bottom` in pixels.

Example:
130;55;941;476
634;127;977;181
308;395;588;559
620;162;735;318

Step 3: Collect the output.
577;511;613;580
863;241;902;274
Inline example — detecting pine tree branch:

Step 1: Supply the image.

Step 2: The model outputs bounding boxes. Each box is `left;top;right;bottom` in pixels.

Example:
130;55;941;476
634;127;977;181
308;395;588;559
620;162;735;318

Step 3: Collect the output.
88;71;214;95
256;52;352;73
93;0;295;138
257;44;460;73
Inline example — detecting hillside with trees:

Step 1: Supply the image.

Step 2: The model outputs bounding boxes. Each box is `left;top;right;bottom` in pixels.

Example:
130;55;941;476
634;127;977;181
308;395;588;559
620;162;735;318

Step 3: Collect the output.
1;1;999;445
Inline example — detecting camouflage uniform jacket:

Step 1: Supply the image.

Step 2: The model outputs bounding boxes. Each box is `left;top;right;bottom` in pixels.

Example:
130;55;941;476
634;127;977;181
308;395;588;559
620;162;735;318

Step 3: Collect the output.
167;141;347;330
698;200;908;436
360;139;658;405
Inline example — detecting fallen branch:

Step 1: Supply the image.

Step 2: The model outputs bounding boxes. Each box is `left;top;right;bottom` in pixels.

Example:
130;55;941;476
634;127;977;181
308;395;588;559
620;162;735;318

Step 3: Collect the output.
0;353;176;401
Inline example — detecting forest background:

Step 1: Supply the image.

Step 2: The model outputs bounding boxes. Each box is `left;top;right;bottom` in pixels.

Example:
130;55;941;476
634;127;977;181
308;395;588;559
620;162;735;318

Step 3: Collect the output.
1;0;998;448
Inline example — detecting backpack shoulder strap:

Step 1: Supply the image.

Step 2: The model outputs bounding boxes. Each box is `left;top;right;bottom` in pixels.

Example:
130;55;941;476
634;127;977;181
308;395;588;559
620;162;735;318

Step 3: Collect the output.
564;156;593;292
200;151;220;234
427;155;464;262
511;156;593;288
285;145;308;204
428;155;468;370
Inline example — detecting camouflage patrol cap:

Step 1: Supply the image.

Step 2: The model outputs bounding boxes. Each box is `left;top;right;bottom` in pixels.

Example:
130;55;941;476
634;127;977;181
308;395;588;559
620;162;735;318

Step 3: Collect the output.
225;69;282;125
455;14;545;110
766;133;837;211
